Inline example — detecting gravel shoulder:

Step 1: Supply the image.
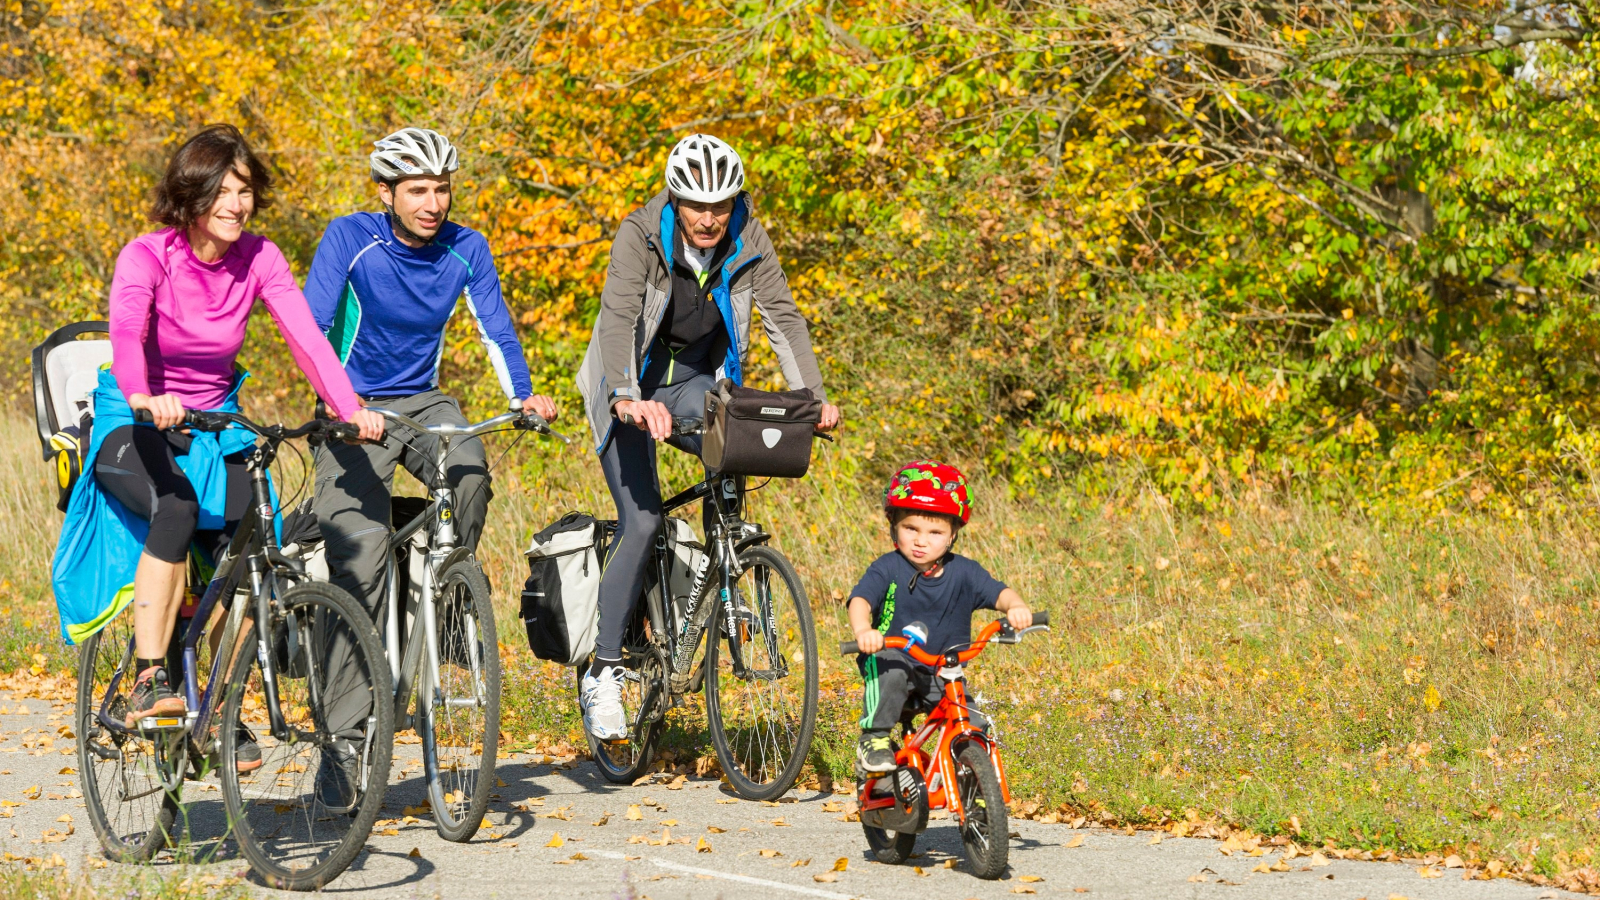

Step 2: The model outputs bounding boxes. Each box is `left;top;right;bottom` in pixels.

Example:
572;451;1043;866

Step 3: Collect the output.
0;692;1582;900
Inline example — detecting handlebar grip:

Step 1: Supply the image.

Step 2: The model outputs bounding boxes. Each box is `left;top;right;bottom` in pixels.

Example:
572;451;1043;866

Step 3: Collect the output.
813;431;834;442
839;640;860;656
133;409;154;424
1032;611;1049;627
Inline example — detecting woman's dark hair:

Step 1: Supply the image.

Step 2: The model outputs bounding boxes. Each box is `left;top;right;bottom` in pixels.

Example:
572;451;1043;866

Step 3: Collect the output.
149;124;273;231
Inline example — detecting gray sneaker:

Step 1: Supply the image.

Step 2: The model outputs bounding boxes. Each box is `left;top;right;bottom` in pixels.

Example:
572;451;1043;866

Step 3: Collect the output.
579;666;628;741
315;747;362;814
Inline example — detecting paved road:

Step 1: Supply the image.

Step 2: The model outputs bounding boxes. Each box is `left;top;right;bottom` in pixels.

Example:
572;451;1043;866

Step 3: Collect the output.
0;692;1580;899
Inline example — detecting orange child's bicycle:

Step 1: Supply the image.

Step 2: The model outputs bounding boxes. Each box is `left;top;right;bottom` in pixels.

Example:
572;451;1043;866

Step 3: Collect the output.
838;611;1051;879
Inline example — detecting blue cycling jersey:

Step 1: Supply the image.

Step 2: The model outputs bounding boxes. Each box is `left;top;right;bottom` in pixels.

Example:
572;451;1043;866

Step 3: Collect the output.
304;212;533;401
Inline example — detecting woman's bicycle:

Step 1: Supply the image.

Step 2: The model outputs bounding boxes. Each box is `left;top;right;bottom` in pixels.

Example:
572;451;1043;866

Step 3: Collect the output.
353;406;567;841
76;410;392;891
838;612;1052;879
580;416;823;801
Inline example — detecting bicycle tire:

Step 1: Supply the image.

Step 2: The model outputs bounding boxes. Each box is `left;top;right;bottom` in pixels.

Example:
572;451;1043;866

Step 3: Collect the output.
704;544;818;801
424;557;500;842
219;581;393;891
955;743;1009;879
577;647;663;785
77;618;177;862
863;820;918;864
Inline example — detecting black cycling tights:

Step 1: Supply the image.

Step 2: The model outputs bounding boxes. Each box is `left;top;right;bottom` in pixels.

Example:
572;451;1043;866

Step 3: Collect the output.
94;425;249;564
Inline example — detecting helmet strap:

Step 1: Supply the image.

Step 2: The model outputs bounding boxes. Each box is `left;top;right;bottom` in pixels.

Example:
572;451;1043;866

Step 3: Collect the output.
380;190;446;247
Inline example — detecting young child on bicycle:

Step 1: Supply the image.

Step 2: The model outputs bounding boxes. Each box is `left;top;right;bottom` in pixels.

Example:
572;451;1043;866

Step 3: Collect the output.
848;460;1033;774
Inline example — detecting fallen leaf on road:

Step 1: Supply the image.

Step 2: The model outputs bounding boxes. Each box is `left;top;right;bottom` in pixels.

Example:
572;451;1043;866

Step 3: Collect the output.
627;805;643;820
402;804;430;816
707;826;726;833
943;859;957;869
1309;852;1330;867
592;813;610;826
545;832;564;848
912;866;927;876
408;847;421;858
1187;875;1207;882
1064;835;1084;849
54;814;70;823
22;786;39;799
759;848;781;858
1019;875;1043;883
821;801;844;813
56;767;74;776
1443;854;1464;868
660;819;678;826
1251;863;1272;874
379;828;399;836
1148;835;1162;845
569;853;588;861
833;857;848;872
813;873;837;884
1419;867;1442;878
716;798;738;804
792;858;810;867
696;837;712;853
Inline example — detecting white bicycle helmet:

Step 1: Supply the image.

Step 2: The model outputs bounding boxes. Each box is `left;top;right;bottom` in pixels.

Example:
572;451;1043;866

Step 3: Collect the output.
370;127;460;183
664;134;745;203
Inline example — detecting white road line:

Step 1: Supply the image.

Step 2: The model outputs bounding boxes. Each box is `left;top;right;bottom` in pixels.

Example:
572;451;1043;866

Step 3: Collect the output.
596;850;876;900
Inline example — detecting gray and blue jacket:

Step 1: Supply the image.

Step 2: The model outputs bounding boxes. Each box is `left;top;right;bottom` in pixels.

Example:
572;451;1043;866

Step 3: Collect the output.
576;190;828;451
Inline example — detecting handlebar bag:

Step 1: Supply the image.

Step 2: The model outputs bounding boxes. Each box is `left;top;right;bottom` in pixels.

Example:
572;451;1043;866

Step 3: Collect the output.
521;512;613;665
701;378;821;478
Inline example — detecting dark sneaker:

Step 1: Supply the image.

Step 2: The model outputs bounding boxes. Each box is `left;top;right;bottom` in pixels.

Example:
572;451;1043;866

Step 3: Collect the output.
124;667;186;728
315;748;361;813
857;734;896;774
233;724;262;773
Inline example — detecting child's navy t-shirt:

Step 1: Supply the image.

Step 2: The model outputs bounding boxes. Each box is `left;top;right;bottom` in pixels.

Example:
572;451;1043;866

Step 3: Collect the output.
851;551;1008;658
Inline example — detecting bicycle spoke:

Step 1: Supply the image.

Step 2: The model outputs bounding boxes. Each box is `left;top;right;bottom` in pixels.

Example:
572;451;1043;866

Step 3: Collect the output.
427;559;499;841
78;616;173;862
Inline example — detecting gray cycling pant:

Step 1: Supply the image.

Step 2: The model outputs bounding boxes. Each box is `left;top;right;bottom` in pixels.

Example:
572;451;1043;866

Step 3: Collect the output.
312;390;491;736
593;371;718;665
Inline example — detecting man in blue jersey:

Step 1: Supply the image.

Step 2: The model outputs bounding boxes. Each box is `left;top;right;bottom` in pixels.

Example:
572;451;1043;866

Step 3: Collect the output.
304;127;556;800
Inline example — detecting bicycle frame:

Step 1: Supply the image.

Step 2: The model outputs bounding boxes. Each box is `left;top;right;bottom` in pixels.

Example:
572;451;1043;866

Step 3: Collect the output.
92;420;340;783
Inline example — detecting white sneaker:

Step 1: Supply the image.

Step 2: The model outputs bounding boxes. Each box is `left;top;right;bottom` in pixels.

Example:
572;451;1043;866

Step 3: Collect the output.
580;666;628;741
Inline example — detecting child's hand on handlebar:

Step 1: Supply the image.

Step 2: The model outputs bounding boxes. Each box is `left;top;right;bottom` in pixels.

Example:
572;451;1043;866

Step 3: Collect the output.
1005;604;1033;631
614;399;673;441
855;629;885;655
349;408;386;442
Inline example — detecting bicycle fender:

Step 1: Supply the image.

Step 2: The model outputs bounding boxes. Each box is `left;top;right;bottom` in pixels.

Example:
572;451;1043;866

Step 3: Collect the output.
732;531;771;554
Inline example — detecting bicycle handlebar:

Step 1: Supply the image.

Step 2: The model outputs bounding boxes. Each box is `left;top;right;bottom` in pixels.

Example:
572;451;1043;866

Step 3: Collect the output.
839;611;1050;660
620;413;834;442
367;407;572;445
134;408;366;443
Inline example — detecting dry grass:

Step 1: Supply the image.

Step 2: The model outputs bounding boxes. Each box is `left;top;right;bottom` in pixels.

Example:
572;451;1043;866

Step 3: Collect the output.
11;419;1600;887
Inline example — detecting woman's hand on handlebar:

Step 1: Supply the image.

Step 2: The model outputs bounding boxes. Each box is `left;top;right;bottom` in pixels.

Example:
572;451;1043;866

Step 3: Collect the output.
819;403;841;432
614;399;672;441
520;394;559;423
129;392;185;431
348;408;386;442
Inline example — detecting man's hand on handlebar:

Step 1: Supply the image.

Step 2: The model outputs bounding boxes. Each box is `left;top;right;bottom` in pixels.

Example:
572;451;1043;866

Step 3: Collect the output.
349;408;386;442
519;394;559;424
614;399;673;441
819;403;841;432
129;392;186;431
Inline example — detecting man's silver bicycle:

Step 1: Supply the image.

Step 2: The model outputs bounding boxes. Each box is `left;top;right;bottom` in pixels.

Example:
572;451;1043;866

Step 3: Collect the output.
357;407;567;841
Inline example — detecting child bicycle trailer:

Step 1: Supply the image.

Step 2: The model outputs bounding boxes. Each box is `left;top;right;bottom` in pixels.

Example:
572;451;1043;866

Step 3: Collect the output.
32;321;112;511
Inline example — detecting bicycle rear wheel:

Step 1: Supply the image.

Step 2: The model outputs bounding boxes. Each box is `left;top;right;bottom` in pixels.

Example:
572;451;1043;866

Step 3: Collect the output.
77;615;177;862
219;581;393;891
424;557;500;842
704;544;818;800
577;645;664;785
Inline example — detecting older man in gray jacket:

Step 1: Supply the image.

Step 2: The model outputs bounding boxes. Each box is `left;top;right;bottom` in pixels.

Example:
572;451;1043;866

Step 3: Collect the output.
575;133;839;741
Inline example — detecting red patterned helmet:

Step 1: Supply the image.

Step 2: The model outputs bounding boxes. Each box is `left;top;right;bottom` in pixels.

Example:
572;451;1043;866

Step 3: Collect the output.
883;460;971;524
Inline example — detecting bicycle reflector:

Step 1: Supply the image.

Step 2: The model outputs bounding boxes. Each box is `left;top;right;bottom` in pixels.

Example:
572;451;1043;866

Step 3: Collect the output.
902;621;929;647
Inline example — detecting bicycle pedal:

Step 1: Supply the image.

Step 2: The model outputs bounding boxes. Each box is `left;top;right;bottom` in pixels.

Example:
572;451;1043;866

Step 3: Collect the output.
136;711;195;733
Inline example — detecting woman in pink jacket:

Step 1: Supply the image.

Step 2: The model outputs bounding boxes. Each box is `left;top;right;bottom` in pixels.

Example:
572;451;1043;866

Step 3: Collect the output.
99;125;383;762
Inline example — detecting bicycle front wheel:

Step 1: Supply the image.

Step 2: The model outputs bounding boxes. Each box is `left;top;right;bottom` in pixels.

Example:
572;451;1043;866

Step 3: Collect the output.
77;615;177;862
219;581;393;891
424;557;500;842
704;544;818;800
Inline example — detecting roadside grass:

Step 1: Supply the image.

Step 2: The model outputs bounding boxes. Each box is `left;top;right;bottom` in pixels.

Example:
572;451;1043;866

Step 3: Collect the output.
11;420;1600;886
0;864;246;899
